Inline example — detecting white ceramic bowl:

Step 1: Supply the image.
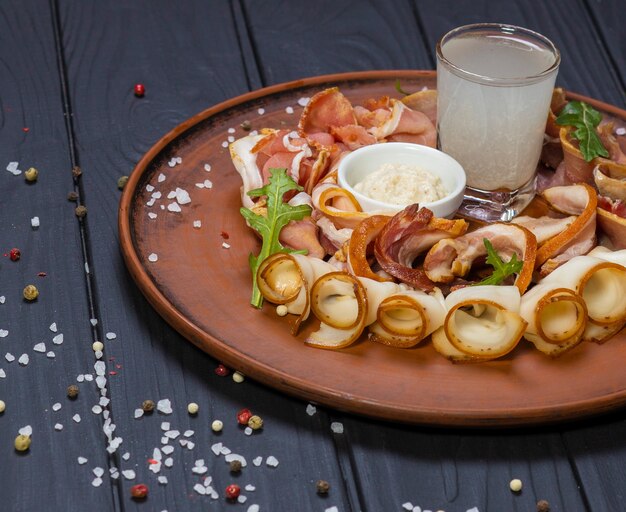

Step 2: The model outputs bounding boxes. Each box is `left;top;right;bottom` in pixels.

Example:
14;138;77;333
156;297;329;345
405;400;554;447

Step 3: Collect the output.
337;142;466;218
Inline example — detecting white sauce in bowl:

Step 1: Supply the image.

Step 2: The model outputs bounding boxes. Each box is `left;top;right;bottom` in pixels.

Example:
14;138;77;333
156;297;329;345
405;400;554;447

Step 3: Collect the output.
353;163;448;205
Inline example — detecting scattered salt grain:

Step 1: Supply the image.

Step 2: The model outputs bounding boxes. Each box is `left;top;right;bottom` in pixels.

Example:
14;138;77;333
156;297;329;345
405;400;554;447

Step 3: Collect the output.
52;334;64;345
106;332;117;340
167;190;177;199
194;483;207;495
78;457;88;465
148;253;158;263
244;426;253;436
31;217;40;228
257;108;265;115
93;467;105;477
325;507;339;512
306;404;317;416
134;409;144;419
122;469;136;480
158;476;168;485
175;157;182;164
225;454;247;467
192;459;208;474
0;296;5;304
146;184;155;192
84;373;93;382
19;425;32;436
146;198;156;207
152;191;162;199
162;445;174;455
160;205;165;210
157;399;173;414
148;212;157;219
0;369;5;378
211;442;223;456
186;441;195;450
403;504;414;511
330;421;344;434
18;354;29;366
222;242;231;249
33;343;46;353
161;436;168;445
54;423;63;431
160;421;170;431
221;141;228;148
92;405;103;415
167;202;181;212
0;329;8;338
158;173;166;183
204;179;212;188
85;263;90;274
204;164;211;172
73;414;81;423
238;496;247;504
616;127;626;136
52;402;62;411
252;456;262;466
247;506;260;512
164;457;174;468
220;445;231;455
245;485;256;492
122;452;130;461
46;351;55;358
228;128;235;134
266;456;279;467
49;323;58;332
227;135;235;143
92;478;103;487
466;508;480;512
99;397;110;407
165;429;180;439
5;353;15;363
297;97;310;107
184;430;194;437
6;161;21;175
167;159;176;168
195;182;205;189
285;106;294;114
175;188;191;205
193;220;201;229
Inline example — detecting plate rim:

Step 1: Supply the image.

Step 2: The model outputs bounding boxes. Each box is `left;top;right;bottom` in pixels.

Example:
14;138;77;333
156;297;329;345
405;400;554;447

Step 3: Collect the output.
119;70;626;427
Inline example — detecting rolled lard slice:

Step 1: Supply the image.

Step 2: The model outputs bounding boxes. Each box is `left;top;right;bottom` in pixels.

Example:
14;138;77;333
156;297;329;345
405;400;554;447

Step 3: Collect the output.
369;288;446;348
520;283;587;356
587;246;626;267
541;255;626;326
257;254;335;334
434;286;527;360
582;320;625;344
307;272;399;349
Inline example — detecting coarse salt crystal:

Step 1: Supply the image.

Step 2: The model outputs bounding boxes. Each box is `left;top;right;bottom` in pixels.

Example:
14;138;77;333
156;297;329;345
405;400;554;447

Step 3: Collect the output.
148;212;157;219
158;476;168;485
167;202;181;212
164;457;174;468
52;402;62;411
184;430;194;437
85;262;90;273
306;404;317;416
157;399;172;414
122;452;130;461
160;421;170;431
162;445;174;455
146;184;155;192
193;220;201;228
297;97;310;107
92;405;103;415
0;329;8;338
168;159;176;168
158;173;166;183
204;179;212;188
0;296;5;304
257;108;265;115
211;442;222;456
148;253;158;262
165;429;180;439
96;375;106;388
92;478;103;487
94;361;106;375
245;485;256;492
134;409;144;419
146;198;156;207
204;164;211;172
33;342;46;353
285;106;294;114
78;457;88;465
228;128;236;134
175;188;191;205
227;135;235;143
19;425;32;436
194;483;207;495
93;467;104;477
0;369;5;378
266;456;279;467
85;374;94;382
325;507;339;512
73;414;81;423
167;190;177;199
252;456;262;466
6;161;21;175
106;332;117;340
52;334;64;345
412;507;421;512
192;466;207;475
18;354;29;366
244;426;252;436
466;508;480;512
221;141;228;148
186;441;195;450
225;454;247;467
616;127;626;136
175;157;182;164
99;397;110;407
90;318;98;326
31;217;39;228
195;182;205;189
238;496;247;504
330;421;344;434
5;353;15;363
152;191;162;199
247;505;260;512
402;504;414;511
222;242;231;249
122;470;135;480
160;205;165;210
54;423;63;431
46;351;55;358
220;446;231;455
49;323;57;332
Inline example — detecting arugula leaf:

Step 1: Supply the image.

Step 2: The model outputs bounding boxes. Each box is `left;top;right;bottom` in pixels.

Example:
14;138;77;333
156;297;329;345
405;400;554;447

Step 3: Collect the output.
474;239;523;286
555;101;609;162
240;168;312;308
394;79;412;96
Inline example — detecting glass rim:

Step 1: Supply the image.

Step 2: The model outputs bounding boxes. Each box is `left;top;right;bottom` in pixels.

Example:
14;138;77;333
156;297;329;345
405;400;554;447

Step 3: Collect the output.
436;23;561;86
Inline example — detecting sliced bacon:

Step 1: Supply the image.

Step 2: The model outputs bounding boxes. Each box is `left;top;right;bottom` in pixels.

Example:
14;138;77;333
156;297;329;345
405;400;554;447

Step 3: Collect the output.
423;223;537;294
366;100;437;147
279;217;325;259
597;196;626;249
593;160;626;203
556;127;596;185
598;122;626;164
354;105;391;129
329;124;376;150
373;205;468;291
535;184;597;276
401;89;437;125
545;88;567;139
348;215;393;282
512;215;576;244
298;87;357;137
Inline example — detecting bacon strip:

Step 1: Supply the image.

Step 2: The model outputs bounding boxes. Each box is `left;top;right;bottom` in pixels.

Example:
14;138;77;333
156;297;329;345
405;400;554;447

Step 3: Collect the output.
298;87;357;138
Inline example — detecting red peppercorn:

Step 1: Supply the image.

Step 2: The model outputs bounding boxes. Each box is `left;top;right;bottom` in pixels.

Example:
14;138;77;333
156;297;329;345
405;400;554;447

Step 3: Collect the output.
220;231;230;239
225;484;240;500
237;408;252;425
130;484;148;499
134;83;145;97
9;248;20;261
215;364;230;377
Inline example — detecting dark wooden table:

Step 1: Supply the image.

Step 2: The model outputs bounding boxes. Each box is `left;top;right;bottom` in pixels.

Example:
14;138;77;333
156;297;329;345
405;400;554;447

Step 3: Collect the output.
2;1;625;511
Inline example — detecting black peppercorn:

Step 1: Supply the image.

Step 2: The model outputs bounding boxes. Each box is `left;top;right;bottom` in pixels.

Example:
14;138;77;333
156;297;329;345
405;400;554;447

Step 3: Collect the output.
240;120;252;131
142;399;155;413
75;205;87;218
229;460;242;473
67;191;78;202
72;166;82;179
537;500;550;512
67;384;79;399
316;479;330;495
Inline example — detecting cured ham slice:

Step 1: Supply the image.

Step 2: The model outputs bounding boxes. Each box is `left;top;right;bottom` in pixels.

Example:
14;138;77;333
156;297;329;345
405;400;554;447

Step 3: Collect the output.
593;160;626;203
257;254;335;333
423;223;536;294
330;125;377;150
348;215;393;282
401;89;437;125
369;287;446;348
520;284;587;356
534;184;597;276
298;87;357;139
365;100;436;147
279;217;325;259
512;215;576;245
432;286;527;362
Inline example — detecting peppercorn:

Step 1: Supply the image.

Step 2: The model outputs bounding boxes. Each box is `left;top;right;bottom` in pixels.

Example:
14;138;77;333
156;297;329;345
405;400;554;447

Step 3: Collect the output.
0;400;5;413
240;120;252;131
92;341;104;352
509;478;523;493
130;483;148;499
537;500;550;512
142;399;155;413
67;191;78;202
14;434;31;452
237;408;252;425
117;176;129;190
72;166;82;179
9;248;21;261
215;364;230;377
75;205;87;218
316;479;330;495
211;419;223;432
229;459;242;473
134;84;145;97
23;285;39;301
187;402;199;415
67;384;79;399
248;415;263;430
232;371;245;383
24;167;38;182
225;484;240;500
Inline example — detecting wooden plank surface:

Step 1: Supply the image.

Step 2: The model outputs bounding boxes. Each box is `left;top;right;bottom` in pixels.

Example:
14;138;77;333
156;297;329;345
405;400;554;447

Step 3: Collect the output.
56;0;351;510
0;1;117;511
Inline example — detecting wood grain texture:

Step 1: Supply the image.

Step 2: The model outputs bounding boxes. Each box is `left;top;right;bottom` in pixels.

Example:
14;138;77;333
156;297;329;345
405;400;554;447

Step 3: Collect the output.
0;1;116;511
58;0;350;510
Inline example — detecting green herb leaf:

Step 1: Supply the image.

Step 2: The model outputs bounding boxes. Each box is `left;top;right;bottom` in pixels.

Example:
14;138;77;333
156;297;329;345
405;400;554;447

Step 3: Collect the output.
555;101;609;162
240;168;312;308
394;79;411;96
474;239;523;286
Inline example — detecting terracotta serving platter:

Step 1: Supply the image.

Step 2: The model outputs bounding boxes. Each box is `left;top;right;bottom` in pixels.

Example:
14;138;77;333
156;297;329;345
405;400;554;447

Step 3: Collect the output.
119;70;626;427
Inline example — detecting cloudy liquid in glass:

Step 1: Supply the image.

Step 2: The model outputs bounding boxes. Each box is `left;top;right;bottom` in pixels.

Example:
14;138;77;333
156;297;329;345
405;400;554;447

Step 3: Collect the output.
437;33;558;190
